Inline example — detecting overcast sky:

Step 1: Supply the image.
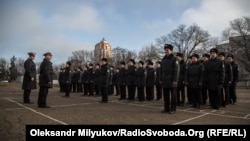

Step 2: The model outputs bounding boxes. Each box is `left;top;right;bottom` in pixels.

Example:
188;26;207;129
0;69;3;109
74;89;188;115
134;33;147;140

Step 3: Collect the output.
0;0;249;64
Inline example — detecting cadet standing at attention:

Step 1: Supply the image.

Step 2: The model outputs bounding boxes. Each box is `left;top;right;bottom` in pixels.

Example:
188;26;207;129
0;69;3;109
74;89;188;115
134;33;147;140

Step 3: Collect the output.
160;44;180;114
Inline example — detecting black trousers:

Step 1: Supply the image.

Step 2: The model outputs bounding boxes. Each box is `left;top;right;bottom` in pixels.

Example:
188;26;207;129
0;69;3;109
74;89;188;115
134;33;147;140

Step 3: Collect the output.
72;82;77;92
120;85;126;100
201;86;208;105
83;83;88;95
229;83;237;103
94;84;100;96
156;84;162;100
59;82;64;92
146;86;154;101
65;83;71;97
38;86;49;107
108;84;114;95
208;88;221;109
163;87;177;112
115;85;120;95
221;85;229;106
137;86;145;101
187;87;192;104
127;85;136;100
190;87;201;107
100;87;108;102
87;83;94;96
77;82;82;92
23;89;31;103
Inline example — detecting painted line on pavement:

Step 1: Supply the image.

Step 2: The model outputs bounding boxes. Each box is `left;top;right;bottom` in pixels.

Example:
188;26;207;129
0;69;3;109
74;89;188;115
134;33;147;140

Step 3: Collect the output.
5;97;68;125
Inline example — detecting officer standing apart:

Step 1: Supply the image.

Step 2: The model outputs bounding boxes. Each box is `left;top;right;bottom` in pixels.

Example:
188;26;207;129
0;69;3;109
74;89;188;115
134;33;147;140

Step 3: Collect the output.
204;48;225;110
160;44;180;114
38;52;53;108
22;52;37;104
99;58;109;103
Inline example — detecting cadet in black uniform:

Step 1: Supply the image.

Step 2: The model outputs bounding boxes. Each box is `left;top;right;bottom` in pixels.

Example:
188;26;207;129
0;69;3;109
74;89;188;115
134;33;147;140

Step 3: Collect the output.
126;59;136;101
155;61;162;100
119;61;127;100
227;54;239;105
22;52;37;104
185;54;203;108
99;58;109;103
145;60;155;101
94;63;101;96
176;53;186;106
38;52;53;108
113;68;120;96
135;61;145;101
76;67;83;93
201;54;210;105
204;48;225;110
108;66;114;95
81;66;89;96
71;69;77;93
58;68;64;92
87;64;94;96
160;44;180;114
63;61;71;97
219;52;233;107
186;56;193;105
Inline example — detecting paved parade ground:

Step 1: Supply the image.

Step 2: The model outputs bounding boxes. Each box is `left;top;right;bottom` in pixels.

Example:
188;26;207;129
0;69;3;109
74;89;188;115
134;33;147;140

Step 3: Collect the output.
0;83;250;141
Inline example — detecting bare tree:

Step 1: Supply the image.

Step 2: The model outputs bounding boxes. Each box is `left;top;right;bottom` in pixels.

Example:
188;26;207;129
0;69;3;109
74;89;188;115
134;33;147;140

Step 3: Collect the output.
112;47;128;67
155;24;210;59
195;37;220;57
222;16;250;74
112;47;137;67
68;49;95;69
138;43;162;62
16;57;25;75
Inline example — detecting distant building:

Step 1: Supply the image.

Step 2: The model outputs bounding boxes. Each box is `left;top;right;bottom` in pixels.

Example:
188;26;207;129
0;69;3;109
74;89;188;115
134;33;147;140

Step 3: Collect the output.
94;38;112;64
216;35;250;86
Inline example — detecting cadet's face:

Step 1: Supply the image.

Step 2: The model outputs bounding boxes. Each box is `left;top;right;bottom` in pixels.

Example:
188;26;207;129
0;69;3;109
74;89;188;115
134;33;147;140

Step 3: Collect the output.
148;65;153;68
138;63;142;67
30;56;35;60
165;49;172;55
192;57;198;62
227;57;233;62
210;52;217;59
46;55;52;60
176;56;182;61
203;57;208;62
219;55;225;61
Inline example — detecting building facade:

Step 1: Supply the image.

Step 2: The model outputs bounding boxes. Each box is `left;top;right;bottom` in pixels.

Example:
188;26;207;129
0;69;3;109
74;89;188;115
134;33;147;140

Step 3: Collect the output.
94;38;112;64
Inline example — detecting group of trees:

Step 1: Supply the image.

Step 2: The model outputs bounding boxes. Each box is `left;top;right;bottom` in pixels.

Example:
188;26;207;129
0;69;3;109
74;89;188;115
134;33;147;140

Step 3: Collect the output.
1;16;249;82
0;56;24;82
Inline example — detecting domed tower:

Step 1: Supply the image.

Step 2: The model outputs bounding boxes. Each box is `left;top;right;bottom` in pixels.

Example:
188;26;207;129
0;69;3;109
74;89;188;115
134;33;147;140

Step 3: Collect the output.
94;38;112;63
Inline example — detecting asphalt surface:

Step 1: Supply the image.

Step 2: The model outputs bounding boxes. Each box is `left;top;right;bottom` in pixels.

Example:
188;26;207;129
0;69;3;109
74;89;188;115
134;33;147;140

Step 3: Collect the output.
0;83;250;141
